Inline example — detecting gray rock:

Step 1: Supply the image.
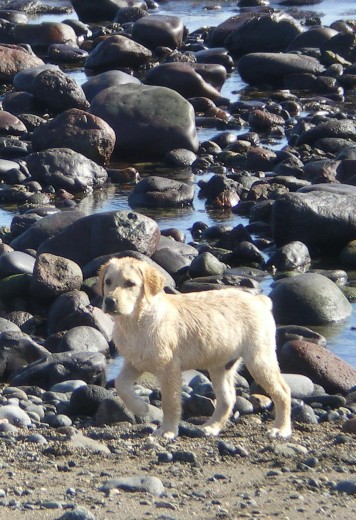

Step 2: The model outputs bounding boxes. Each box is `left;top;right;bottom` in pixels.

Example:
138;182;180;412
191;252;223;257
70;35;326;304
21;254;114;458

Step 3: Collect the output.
56;505;96;520
37;210;160;267
9;351;107;390
132;14;184;50
50;380;87;393
335;480;356;495
82;70;141;102
0;330;49;380
0;251;35;279
85;34;152;71
269;273;352;325
265;241;311;272
30;253;83;300
281;374;315;399
189;252;226;278
128;176;194;208
90;83;199;160
292;403;320;424
26;148;108;193
58;326;110;356
0;404;32;427
100;475;164;496
272;191;356;251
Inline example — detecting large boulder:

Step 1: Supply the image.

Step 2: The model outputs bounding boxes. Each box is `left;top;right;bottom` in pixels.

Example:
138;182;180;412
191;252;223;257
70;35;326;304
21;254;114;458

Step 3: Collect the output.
9;351;107;389
37;210;160;267
10;210;85;252
31;109;116;166
89;83;198;160
26;148;108;193
225;12;303;56
272;191;356;252
238;52;325;86
0;43;44;83
269;273;352;325
82;70;141;102
10;22;78;50
71;0;147;23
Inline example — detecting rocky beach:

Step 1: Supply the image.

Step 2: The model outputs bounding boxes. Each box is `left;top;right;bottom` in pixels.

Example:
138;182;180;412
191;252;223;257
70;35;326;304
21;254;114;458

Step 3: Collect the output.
0;0;355;518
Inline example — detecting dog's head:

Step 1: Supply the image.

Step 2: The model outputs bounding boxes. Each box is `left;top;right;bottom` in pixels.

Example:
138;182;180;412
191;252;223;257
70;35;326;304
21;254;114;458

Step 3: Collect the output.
97;257;165;316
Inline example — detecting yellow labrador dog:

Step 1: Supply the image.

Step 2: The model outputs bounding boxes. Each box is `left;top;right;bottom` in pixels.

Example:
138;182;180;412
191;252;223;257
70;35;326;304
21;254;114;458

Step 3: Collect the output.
98;257;291;440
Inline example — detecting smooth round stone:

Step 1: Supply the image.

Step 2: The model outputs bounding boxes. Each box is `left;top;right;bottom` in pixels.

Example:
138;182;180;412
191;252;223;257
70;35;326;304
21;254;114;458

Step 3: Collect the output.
0;404;32;427
50;380;87;393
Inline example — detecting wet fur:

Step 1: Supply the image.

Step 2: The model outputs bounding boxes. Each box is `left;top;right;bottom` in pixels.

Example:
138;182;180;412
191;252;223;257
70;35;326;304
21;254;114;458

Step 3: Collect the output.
98;257;291;439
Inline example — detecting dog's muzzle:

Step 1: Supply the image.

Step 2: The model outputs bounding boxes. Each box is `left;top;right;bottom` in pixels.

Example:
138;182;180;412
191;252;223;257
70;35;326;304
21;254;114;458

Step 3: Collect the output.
103;296;118;314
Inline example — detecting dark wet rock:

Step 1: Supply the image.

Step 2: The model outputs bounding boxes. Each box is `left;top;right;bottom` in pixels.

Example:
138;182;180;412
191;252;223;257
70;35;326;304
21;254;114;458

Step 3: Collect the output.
245;147;278;171
180;272;262;294
85;35;152;72
165;148;197;167
0;43;44;83
69;384;114;415
82;70;141;102
0;111;27;137
321;31;356;63
13;63;60;91
47;291;113;340
10;22;77;50
10;210;84;252
198;174;241;207
0;10;28;23
96;396;136;426
270;273;352;325
225;12;303;56
100;475;164;496
31;69;89;114
90;83;199;160
342;418;356;434
0;273;31;310
32;108;116;167
6;310;39;334
128;176;194;208
37;210;160;267
2;91;38;116
286;26;338;51
71;0;147;24
0;330;48;381
294;119;356;147
272;191;356;251
248;110;285;132
132;14;184;50
26;148;108;193
48;44;88;64
339;240;356;267
152;240;197;277
145;62;222;100
276;325;326;349
303;159;339;184
189;252;226;278
0;251;35;279
238;52;324;86
9;351;107;389
194;48;234;73
265;241;311;272
114;6;148;24
30;253;83;301
280;340;356;394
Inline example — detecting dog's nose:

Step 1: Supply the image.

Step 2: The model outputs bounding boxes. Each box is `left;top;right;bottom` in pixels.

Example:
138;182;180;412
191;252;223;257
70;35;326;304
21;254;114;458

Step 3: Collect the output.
104;296;117;313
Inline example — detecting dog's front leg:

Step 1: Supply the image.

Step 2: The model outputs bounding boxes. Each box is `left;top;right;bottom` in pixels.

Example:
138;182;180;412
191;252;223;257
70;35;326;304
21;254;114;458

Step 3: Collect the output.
115;360;149;417
154;363;181;440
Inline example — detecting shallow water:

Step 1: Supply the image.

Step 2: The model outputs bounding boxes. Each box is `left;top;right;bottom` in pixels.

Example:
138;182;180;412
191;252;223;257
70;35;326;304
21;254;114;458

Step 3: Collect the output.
1;0;356;368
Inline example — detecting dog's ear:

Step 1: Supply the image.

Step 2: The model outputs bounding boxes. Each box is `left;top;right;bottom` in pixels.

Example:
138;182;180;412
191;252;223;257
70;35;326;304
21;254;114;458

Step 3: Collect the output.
96;261;110;296
141;264;165;301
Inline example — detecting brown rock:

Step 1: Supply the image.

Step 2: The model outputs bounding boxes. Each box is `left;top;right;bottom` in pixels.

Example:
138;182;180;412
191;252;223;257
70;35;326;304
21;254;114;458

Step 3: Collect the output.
280;340;356;394
0;43;44;83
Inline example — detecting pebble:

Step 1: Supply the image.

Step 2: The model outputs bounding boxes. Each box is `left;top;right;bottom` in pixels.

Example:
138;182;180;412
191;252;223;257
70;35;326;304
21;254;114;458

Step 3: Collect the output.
100;476;164;496
334;479;356;495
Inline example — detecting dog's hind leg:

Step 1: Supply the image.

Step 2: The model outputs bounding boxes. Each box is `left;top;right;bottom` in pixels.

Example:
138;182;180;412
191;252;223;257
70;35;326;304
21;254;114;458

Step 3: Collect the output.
115;360;150;417
245;358;292;439
202;364;237;436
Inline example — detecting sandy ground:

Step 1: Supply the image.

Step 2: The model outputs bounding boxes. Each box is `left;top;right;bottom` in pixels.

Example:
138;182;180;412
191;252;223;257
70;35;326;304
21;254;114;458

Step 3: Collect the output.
0;417;355;520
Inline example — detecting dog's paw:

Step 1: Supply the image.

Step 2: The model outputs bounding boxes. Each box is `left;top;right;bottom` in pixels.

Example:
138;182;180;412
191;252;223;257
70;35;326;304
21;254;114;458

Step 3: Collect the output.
269;427;292;439
202;425;221;437
153;426;178;440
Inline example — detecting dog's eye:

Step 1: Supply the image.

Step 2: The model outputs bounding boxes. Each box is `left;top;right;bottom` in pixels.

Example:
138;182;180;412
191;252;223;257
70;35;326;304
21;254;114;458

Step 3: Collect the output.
105;278;112;287
124;280;136;288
